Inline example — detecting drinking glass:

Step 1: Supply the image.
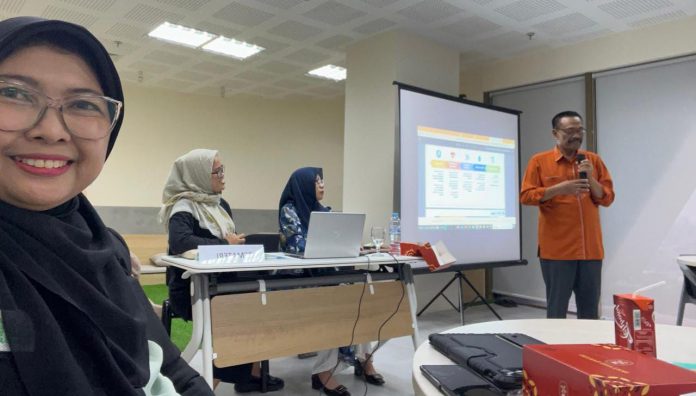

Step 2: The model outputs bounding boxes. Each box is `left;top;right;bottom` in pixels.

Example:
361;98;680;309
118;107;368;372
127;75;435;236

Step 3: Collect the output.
371;226;386;253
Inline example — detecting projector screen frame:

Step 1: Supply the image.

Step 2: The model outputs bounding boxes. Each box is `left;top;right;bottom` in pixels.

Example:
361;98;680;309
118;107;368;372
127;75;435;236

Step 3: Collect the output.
393;81;524;263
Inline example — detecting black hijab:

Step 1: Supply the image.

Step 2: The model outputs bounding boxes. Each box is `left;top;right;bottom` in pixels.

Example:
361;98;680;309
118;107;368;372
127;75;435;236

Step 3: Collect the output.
0;18;154;395
278;167;326;228
0;16;124;157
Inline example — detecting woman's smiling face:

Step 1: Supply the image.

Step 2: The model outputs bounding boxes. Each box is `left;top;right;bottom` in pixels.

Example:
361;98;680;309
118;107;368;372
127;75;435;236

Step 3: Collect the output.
0;45;109;211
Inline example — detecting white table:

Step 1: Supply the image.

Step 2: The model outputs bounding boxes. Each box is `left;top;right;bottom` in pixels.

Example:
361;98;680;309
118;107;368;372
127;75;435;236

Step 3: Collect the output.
678;255;696;267
163;253;423;387
412;319;696;396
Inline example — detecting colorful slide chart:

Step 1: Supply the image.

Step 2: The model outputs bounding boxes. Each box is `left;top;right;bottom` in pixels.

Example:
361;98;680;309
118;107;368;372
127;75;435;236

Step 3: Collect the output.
417;126;516;229
425;144;505;210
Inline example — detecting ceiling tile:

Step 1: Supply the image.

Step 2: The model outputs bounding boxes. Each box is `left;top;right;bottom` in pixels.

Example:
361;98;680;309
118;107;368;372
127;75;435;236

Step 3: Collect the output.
284;48;330;64
129;60;171;73
153;78;194;90
249;85;288;97
598;0;674;19
257;60;301;74
144;50;190;64
442;15;501;38
123;3;184;25
247;36;290;53
532;12;598;36
216;79;253;89
105;22;147;41
478;31;538;52
561;28;613;44
303;1;367;25
194;21;242;38
117;69;142;82
213;2;274;27
193;61;235;74
42;5;98;27
628;9;686;27
274;79;309;89
268;20;323;40
235;70;276;82
59;0;115;12
358;0;400;7
353;18;397;35
397;0;465;24
494;0;566;22
315;34;355;51
173;70;214;82
101;38;139;56
253;0;306;9
0;0;24;14
155;0;210;12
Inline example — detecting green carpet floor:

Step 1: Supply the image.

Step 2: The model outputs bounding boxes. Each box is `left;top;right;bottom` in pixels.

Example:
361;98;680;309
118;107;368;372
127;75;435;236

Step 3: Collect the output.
142;284;192;351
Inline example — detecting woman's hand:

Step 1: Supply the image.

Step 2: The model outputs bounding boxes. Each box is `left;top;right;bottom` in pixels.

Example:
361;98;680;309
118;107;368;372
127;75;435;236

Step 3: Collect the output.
225;233;246;245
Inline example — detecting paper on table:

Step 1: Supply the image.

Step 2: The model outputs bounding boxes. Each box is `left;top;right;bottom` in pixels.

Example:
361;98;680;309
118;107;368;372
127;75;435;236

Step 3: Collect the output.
432;241;456;266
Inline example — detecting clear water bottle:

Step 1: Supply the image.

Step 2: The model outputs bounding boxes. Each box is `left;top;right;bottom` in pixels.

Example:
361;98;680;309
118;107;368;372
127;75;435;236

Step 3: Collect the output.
388;212;401;254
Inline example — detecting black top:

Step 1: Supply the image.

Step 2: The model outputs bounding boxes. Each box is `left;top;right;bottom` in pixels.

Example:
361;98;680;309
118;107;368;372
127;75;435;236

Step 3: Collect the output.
166;199;232;321
0;196;213;396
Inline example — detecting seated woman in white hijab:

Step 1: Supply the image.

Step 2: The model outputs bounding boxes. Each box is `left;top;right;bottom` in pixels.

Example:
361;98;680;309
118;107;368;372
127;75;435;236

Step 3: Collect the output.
160;148;284;393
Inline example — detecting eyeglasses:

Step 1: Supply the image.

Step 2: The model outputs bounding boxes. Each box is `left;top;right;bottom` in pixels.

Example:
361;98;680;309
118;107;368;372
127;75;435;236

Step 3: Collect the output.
212;165;225;179
555;127;587;136
0;80;122;140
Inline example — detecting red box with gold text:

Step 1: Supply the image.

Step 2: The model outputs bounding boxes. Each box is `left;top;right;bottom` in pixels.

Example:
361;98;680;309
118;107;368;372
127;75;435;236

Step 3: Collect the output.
523;344;696;395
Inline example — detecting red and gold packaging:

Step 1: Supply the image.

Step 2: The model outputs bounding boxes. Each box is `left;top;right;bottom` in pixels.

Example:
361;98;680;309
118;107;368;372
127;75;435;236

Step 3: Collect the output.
613;293;656;357
523;344;696;396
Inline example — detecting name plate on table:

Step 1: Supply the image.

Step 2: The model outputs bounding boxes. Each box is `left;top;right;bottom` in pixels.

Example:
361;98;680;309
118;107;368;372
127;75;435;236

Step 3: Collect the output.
198;245;265;264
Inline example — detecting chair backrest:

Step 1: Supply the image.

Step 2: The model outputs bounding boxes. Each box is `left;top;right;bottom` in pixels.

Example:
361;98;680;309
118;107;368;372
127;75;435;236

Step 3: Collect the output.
245;232;281;253
679;262;696;298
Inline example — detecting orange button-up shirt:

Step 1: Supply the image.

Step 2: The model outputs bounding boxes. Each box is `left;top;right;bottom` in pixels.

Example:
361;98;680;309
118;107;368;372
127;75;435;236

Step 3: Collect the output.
520;147;614;260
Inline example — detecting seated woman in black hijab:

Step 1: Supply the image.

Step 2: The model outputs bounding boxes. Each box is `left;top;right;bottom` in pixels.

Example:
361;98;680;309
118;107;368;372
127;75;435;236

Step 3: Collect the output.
0;17;211;395
279;167;385;396
160;148;284;393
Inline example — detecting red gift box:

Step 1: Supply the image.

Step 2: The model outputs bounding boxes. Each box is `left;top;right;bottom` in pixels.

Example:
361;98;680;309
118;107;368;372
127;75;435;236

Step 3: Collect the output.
523;344;696;395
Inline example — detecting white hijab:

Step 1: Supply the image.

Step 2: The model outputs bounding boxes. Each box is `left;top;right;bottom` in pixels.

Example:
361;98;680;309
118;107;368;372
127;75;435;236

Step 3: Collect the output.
158;149;235;239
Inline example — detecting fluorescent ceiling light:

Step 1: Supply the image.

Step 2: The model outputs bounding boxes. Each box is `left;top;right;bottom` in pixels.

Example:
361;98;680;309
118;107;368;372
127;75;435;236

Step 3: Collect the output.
148;22;215;48
307;65;347;81
202;36;265;60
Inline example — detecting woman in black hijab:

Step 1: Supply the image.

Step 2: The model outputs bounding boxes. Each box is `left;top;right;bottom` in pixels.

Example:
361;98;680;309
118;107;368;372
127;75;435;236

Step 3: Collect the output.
0;17;212;395
278;167;385;396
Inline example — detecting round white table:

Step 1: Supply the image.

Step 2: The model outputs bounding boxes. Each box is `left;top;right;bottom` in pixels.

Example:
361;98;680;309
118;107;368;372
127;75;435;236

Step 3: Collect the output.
678;255;696;267
412;319;696;396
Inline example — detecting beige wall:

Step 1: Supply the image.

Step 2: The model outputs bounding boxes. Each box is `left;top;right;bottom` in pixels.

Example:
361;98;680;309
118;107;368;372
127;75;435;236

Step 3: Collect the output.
343;30;459;228
86;84;345;210
461;15;696;100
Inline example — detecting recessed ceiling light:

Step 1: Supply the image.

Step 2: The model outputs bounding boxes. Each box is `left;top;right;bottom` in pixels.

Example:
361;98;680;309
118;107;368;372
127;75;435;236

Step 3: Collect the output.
307;65;346;82
148;22;215;48
202;37;265;60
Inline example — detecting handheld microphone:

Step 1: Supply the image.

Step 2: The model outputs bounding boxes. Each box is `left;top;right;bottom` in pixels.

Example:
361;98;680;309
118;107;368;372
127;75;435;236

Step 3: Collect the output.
576;153;587;179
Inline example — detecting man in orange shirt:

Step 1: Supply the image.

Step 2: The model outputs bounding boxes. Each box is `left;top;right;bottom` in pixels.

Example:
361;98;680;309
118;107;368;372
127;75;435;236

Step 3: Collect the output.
521;111;615;319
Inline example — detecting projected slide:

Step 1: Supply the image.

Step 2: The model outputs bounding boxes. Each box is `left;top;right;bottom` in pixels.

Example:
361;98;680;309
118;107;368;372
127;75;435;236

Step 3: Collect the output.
419;127;516;230
399;84;521;263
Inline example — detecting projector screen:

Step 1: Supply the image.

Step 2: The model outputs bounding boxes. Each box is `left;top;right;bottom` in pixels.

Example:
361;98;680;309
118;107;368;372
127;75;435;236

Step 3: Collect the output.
398;84;521;264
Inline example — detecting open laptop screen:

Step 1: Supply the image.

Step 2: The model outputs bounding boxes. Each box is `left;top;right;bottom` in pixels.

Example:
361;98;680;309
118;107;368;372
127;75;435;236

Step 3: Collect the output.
291;212;365;259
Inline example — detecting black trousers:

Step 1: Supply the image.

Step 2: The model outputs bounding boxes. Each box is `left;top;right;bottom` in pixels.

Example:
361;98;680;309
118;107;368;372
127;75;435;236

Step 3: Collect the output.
539;259;602;319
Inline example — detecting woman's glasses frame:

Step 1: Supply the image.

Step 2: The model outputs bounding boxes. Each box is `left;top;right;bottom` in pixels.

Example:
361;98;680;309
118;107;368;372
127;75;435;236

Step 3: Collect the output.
0;79;122;140
211;165;225;179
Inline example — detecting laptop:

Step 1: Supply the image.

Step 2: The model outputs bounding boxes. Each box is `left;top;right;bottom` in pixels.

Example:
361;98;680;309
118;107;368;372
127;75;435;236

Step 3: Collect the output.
287;212;365;259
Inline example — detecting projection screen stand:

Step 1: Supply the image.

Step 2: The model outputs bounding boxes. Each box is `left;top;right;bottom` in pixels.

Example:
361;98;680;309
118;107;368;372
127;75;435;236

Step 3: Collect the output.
412;260;527;324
